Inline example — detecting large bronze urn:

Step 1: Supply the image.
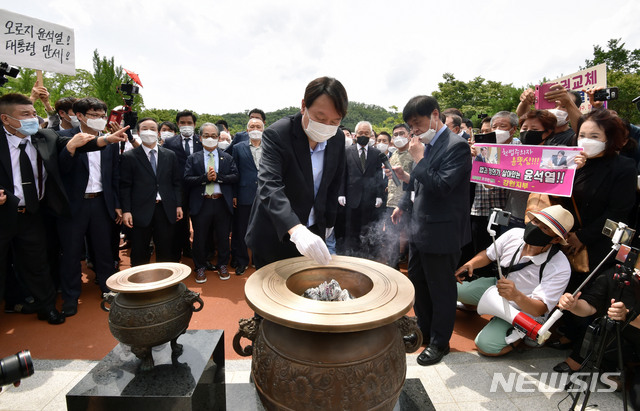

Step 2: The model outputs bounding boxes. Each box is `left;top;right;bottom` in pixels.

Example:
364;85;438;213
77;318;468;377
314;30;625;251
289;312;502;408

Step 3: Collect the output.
235;256;421;411
101;263;203;371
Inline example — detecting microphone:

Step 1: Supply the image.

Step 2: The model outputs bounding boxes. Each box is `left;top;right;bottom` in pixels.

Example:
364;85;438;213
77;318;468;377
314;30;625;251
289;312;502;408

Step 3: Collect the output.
379;152;400;186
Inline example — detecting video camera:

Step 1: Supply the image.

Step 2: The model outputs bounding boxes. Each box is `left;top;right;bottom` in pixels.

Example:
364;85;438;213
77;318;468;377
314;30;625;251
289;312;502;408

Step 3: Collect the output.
0;62;19;87
0;350;33;387
108;81;140;131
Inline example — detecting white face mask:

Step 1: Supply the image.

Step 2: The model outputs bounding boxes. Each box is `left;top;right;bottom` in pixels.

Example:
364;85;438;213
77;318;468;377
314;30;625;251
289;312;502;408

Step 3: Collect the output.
218;141;231;150
249;130;263;140
69;115;80;128
345;138;353;148
578;138;606;158
139;130;158;145
417;115;437;144
393;136;408;148
86;117;107;132
376;143;389;152
303;110;339;142
202;138;218;149
160;131;174;141
180;126;194;137
494;129;511;143
548;109;569;126
367;138;375;146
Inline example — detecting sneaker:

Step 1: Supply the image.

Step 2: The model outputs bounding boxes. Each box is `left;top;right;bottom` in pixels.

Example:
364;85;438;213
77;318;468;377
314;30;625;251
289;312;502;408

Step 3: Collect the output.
195;268;207;284
236;265;247;276
218;265;230;280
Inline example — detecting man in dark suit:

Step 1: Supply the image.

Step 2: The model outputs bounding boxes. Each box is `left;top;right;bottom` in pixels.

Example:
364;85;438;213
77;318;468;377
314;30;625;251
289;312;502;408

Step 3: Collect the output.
338;121;384;258
57;97;122;316
391;96;472;365
0;93;127;324
120;118;183;266
184;123;238;283
246;77;348;268
162;110;201;260
227;108;266;155
230;119;263;274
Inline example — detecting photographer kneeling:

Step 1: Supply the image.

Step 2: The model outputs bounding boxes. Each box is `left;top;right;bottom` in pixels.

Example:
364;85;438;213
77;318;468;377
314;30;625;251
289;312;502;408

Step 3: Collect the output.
455;205;574;356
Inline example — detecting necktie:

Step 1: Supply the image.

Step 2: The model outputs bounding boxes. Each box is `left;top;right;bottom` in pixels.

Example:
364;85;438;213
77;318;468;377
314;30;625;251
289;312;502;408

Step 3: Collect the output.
424;144;432;158
360;147;366;170
206;152;215;195
19;141;39;213
184;138;191;156
149;149;157;175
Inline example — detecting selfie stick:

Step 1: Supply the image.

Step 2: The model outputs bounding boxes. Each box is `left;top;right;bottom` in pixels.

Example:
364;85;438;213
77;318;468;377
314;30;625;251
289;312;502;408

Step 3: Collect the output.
535;222;629;344
487;210;511;315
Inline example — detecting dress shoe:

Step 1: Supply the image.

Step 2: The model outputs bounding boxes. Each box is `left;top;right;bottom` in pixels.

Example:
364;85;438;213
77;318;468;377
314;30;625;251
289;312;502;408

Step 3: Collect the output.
417;344;449;366
37;309;65;325
205;261;216;271
218;265;230;280
62;302;78;317
229;260;238;269
236;265;247;276
553;361;577;374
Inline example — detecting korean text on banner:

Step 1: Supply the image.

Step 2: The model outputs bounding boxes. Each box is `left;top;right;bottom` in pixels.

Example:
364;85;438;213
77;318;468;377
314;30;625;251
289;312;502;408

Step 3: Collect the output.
471;144;583;197
551;64;607;113
0;9;75;75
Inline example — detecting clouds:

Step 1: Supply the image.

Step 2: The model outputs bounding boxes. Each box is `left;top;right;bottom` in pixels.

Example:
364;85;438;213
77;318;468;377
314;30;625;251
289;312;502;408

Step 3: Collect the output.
6;0;640;115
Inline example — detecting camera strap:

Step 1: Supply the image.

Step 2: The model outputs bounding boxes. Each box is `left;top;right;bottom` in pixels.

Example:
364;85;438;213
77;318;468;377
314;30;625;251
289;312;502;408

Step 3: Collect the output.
505;242;561;282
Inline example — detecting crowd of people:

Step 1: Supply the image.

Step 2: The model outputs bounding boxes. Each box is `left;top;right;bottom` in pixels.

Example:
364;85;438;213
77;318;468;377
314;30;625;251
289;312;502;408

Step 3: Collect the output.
1;76;639;404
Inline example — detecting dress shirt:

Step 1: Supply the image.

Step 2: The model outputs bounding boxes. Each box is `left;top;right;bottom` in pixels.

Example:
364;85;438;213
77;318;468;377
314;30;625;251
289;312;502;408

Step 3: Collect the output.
203;149;222;195
5;128;47;205
85;150;103;193
142;144;161;201
307;141;327;227
250;143;262;169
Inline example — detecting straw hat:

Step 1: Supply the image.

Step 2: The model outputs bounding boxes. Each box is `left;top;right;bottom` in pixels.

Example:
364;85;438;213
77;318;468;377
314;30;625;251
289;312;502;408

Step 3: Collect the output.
526;204;574;245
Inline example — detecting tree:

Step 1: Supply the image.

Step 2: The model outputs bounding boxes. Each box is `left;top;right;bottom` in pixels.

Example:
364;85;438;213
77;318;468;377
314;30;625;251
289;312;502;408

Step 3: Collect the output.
584;38;640;74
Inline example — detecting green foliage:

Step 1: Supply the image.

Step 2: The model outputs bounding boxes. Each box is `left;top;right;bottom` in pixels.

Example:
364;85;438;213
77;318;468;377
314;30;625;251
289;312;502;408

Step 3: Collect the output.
584;38;640;74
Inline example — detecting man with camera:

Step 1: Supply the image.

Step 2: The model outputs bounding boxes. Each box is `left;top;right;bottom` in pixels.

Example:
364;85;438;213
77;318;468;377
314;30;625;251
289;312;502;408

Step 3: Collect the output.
455;205;574;356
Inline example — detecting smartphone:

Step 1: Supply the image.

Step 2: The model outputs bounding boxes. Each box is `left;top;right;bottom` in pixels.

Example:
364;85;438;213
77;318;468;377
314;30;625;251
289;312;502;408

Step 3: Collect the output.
535;83;557;109
108;108;124;126
593;87;619;101
473;132;496;144
602;219;636;245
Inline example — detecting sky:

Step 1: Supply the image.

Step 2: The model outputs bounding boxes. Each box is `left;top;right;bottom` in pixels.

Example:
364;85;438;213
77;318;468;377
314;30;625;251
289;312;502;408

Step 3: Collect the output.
4;0;640;115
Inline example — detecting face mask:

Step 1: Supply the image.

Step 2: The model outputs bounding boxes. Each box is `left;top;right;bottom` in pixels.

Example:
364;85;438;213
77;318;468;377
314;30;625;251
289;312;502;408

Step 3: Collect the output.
417;115;437;144
69;115;80;128
344;138;353;148
494;129;511;143
523;222;554;247
393;136;408;148
218;141;230;150
202;138;218;149
249;130;263;140
7;116;39;136
139;130;158;145
86;117;107;132
519;130;545;146
160;131;174;141
548;109;568;126
356;136;370;147
376;143;389;152
388;146;398;154
303;110;339;142
578;138;606;158
180;126;194;137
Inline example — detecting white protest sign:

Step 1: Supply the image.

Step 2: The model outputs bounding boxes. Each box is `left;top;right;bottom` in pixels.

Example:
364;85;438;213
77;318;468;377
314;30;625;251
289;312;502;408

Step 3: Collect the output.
0;9;75;75
550;63;607;113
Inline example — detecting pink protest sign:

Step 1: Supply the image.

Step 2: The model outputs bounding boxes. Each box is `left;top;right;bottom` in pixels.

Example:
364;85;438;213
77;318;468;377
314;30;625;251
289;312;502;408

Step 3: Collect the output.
471;144;583;197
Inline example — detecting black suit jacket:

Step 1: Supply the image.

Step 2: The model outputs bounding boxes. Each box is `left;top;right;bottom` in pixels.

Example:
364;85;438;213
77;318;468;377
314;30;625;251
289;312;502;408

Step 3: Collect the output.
119;145;182;227
184;148;238;215
0;127;101;229
228;131;249;155
231;141;259;206
162;134;203;176
58;128;120;219
339;144;384;208
399;127;472;254
246;112;345;258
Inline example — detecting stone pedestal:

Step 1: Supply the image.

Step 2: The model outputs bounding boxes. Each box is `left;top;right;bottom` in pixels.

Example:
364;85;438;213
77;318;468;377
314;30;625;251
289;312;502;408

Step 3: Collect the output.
66;330;225;411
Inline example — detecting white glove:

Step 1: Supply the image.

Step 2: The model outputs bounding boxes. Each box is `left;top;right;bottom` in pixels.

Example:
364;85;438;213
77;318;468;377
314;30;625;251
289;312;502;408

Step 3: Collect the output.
338;196;346;206
325;226;334;239
290;225;331;265
375;197;383;208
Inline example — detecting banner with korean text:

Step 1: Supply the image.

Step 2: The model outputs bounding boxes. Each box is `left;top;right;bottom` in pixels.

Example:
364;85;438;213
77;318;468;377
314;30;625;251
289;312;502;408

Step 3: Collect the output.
0;9;75;75
471;144;583;197
551;63;607;113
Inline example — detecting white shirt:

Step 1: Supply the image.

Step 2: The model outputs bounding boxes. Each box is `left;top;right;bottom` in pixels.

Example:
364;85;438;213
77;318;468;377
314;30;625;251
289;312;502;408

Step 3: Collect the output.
485;228;571;313
357;144;368;160
141;144;161;201
85;150;103;194
5;128;47;205
203;149;221;195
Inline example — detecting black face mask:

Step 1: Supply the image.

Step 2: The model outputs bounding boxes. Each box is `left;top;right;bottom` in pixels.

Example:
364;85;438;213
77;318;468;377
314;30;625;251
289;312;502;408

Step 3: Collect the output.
523;222;554;247
356;136;370;147
520;130;545;146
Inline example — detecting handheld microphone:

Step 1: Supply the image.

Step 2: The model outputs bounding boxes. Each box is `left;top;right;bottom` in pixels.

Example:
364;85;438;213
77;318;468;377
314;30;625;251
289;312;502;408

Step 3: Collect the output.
379;152;400;186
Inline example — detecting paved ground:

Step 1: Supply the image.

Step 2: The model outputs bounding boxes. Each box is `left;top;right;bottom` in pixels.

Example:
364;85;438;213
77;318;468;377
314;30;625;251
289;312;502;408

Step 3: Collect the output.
0;347;626;410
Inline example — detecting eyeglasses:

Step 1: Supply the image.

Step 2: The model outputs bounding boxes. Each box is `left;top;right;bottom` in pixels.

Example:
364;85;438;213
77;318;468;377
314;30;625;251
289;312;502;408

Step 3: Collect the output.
85;113;107;120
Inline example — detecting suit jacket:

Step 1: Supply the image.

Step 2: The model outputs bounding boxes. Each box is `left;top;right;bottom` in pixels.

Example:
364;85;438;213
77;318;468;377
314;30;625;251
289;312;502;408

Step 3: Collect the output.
228;131;249;155
246;112;345;257
232;140;259;206
184;148;238;215
58;127;120;219
339;144;384;209
162;134;203;176
0;127;101;229
399;127;472;254
119;145;182;227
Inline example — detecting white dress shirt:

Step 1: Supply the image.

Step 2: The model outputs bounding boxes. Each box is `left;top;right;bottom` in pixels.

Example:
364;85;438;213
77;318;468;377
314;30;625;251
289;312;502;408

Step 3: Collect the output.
5;127;47;205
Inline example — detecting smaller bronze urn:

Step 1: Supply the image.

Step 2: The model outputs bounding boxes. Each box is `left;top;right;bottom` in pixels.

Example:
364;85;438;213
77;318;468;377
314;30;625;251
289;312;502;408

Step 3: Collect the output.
101;263;203;371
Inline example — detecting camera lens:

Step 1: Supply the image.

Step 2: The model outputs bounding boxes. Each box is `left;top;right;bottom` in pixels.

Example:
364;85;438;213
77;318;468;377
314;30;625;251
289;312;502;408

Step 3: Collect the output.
0;350;34;386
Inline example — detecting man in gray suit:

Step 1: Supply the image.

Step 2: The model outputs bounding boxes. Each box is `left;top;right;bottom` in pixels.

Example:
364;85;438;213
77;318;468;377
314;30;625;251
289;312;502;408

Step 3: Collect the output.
391;95;472;366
